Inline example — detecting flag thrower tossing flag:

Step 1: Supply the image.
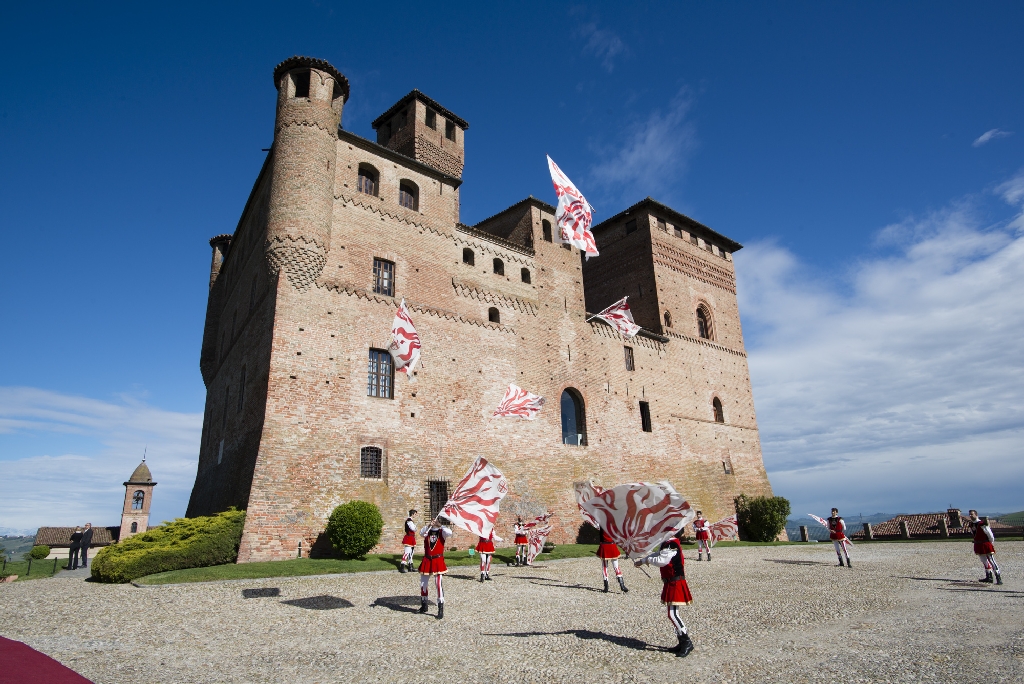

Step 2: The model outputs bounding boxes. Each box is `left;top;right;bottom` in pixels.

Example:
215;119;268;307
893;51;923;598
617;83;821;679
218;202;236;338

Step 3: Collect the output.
588;297;641;338
547;155;599;259
439;457;509;538
389;299;421;377
707;515;739;547
579;481;696;559
493;383;546;419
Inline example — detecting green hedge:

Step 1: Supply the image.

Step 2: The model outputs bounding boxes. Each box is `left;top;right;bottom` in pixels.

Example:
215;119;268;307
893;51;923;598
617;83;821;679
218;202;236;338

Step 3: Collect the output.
735;494;791;542
325;501;383;559
91;508;246;583
29;545;50;560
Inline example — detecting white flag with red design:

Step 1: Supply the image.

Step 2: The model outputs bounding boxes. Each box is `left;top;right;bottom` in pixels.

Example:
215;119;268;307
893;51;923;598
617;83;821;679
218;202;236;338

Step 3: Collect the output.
708;515;739;547
388;299;421;378
439;457;509;538
573;480;604;528
547;155;599;259
493;383;545;420
524;513;553;564
808;514;829;529
590;297;641;338
579;481;696;559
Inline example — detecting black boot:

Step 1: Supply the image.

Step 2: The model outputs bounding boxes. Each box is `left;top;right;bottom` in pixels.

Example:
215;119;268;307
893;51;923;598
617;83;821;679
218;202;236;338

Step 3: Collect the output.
436;602;444;620
845;557;851;568
980;571;993;583
479;573;485;582
837;557;845;567
603;579;609;593
418;598;428;614
399;564;407;573
707;553;711;562
996;573;1003;585
618;576;629;593
485;573;492;581
677;633;694;657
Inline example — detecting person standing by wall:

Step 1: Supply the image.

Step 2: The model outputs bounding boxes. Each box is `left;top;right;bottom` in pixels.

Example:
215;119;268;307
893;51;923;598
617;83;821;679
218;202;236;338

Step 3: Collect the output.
67;527;83;570
79;523;94;569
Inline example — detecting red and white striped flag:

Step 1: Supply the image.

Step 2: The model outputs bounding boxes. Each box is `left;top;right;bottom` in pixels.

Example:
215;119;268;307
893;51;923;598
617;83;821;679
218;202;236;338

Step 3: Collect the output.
389;299;421;377
808;514;829;529
580;482;695;559
573;480;604;528
708;514;739;547
547;155;599;259
526;517;553;564
493;383;545;419
590;297;640;338
439;457;509;538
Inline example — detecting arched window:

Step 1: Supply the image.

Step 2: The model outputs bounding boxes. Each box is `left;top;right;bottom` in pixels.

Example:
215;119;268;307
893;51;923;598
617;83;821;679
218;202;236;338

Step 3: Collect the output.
520;267;531;284
399;181;419;211
542;220;553;243
290;70;310;98
492;258;504;276
360;446;383;479
664;310;672;328
696;305;714;340
357;164;378;196
462;248;475;265
713;397;725;423
130;522;138;533
488;307;501;324
560;389;587;446
132;490;145;510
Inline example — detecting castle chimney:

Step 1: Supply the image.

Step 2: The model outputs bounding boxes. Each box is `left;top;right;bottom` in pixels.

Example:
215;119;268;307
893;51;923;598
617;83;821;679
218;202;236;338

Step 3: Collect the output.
208;234;232;289
947;508;962;529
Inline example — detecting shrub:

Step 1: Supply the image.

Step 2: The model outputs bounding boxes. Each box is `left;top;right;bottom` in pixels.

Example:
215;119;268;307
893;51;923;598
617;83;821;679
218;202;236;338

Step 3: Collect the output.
325;501;383;559
734;494;791;542
91;508;245;583
575;522;600;544
29;545;50;560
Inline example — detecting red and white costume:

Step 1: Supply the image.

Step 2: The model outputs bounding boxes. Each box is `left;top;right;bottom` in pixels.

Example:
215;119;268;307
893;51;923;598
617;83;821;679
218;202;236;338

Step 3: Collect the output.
513;523;529;565
971;517;1002;584
418;524;451;614
828;516;851;567
400;517;417;571
596;527;627;592
638;537;694;656
476;530;502;580
693;516;711;560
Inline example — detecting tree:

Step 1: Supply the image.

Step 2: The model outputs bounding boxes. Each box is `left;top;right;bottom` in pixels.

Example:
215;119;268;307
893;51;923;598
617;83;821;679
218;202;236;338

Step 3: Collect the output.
326;501;384;559
734;494;791;542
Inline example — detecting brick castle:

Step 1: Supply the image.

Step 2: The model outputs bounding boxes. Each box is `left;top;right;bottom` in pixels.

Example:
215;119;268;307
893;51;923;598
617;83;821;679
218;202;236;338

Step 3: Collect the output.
185;56;777;562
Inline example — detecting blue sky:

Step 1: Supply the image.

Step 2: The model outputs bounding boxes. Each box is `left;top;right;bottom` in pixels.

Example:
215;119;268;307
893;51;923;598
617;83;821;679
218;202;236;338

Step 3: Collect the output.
2;2;1022;532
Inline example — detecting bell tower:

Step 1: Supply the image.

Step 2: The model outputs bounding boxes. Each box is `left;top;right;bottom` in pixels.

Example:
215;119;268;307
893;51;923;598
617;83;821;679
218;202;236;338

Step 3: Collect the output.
119;459;156;540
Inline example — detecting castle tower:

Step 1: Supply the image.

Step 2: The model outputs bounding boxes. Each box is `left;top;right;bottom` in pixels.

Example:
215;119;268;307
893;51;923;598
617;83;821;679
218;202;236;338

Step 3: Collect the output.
372;90;468;178
119;459;156;540
208;234;232;289
265;56;349;290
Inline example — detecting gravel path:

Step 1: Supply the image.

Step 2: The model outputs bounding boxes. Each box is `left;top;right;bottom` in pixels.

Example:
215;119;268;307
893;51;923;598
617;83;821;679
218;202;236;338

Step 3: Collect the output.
1;541;1021;683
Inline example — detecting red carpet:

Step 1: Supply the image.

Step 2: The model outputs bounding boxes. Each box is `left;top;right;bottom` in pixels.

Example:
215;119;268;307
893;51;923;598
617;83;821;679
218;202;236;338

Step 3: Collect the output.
0;636;93;683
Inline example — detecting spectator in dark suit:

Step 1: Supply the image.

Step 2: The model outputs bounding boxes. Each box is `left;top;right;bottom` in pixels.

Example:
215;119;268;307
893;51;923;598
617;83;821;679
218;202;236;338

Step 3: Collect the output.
80;523;94;568
68;527;83;570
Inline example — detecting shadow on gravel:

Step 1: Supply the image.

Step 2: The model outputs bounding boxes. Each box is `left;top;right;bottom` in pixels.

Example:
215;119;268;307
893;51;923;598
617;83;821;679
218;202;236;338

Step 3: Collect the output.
513;576;607;592
939;587;1024;596
900;576;981;583
485;630;662;652
281;595;354;610
242;588;281;598
764;559;830;566
371;596;434;613
444;573;479;581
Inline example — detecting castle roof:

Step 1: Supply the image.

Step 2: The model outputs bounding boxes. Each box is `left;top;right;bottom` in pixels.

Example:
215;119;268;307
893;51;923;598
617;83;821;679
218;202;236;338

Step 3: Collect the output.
273;56;350;102
593;197;743;253
126;460;154;485
372;89;469;130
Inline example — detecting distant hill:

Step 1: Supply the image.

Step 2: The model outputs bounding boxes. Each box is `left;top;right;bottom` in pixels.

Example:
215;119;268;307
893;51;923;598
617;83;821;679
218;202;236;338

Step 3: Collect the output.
1;535;37;558
997;511;1024;526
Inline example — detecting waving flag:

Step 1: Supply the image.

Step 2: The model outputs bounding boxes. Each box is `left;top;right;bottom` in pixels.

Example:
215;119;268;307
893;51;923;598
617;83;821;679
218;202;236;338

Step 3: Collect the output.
440;457;509;538
808;514;829;529
580;482;695;559
547;155;599;259
524;514;553;564
708;515;739;547
389;299;421;377
573;480;604;528
493;383;545;419
589;297;640;338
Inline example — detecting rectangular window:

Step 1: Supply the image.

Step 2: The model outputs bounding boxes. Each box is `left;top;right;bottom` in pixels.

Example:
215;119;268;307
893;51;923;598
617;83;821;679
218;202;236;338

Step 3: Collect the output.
639;401;652;432
623;345;635;371
723;458;734;475
428;479;450;520
373;258;395;296
238;367;246;412
445;120;456;141
657;218;667;232
706;242;714;253
425;108;437;129
691;235;698;245
673;226;683;238
625;219;637;235
367;348;394;398
292;71;310;98
360;446;383;479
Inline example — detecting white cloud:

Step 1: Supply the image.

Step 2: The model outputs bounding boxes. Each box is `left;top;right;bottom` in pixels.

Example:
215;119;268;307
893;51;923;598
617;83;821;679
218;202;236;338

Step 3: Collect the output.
972;128;1012;147
737;182;1024;516
578;22;626;72
589;89;696;205
0;387;201;531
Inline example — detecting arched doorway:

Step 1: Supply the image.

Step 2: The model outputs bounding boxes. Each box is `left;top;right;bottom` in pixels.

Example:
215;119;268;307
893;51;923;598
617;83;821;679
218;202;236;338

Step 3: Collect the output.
560;388;587;446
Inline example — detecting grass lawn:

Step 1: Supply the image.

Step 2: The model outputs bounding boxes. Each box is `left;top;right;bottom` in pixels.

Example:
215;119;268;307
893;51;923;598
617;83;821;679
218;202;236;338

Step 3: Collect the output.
1;558;66;582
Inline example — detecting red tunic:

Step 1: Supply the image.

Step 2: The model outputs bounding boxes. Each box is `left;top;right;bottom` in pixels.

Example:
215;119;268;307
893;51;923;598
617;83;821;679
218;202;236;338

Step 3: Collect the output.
401;518;417;547
514;526;528;545
659;538;693;605
596;529;621;560
418;528;448;575
973;524;996;555
828;517;847;541
476;532;495;553
694;518;710;541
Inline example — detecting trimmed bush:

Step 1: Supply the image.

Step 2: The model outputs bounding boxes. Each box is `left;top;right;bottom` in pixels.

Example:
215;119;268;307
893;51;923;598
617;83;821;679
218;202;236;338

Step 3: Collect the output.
91;508;245;583
734;494;791;542
29;545;50;560
325;501;383;559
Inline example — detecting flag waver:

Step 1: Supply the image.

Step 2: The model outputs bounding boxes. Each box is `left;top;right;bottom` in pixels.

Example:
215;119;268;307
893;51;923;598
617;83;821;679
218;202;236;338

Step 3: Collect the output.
589;297;641;338
388;299;421;377
580;482;695;559
707;515;739;547
547;155;599;259
493;383;545;419
439;457;508;538
573;480;604;528
523;513;553;564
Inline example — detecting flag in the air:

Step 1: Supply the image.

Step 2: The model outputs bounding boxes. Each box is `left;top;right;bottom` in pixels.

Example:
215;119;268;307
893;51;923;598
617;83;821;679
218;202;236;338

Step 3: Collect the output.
493;383;545;419
573;480;604;529
579;481;695;559
389;299;421;377
547;155;599;259
439;457;509;538
808;514;829;529
708;515;739;547
589;297;641;338
524;513;553;564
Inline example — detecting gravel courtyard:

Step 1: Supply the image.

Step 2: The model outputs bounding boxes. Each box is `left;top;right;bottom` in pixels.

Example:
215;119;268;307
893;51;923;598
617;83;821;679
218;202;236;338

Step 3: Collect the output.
2;541;1022;683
